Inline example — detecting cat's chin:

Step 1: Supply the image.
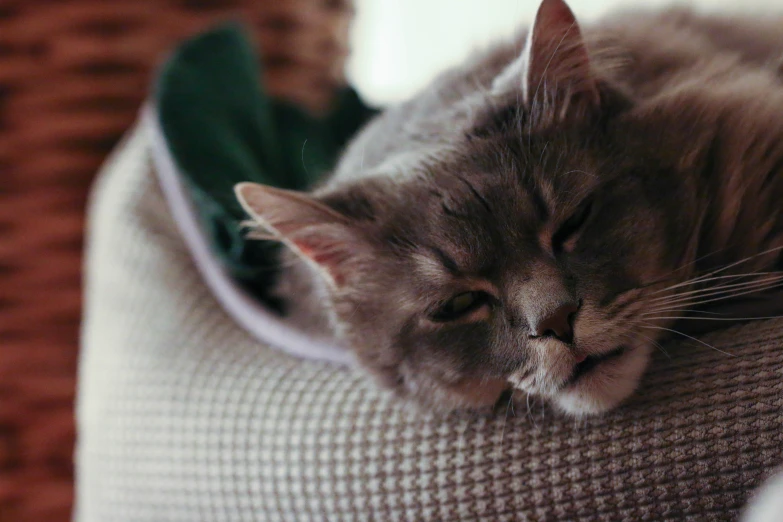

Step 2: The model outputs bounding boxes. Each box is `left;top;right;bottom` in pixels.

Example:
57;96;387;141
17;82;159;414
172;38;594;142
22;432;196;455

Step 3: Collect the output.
551;344;653;417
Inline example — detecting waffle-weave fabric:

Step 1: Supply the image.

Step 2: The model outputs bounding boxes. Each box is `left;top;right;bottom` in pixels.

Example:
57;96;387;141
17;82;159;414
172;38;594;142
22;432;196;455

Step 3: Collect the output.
76;120;783;521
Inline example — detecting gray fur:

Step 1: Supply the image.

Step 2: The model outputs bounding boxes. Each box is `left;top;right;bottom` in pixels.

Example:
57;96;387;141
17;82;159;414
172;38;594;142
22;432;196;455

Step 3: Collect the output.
236;0;783;416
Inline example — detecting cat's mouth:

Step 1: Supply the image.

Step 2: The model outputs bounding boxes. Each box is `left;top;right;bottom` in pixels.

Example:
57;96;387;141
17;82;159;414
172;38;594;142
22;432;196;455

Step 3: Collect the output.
567;346;627;385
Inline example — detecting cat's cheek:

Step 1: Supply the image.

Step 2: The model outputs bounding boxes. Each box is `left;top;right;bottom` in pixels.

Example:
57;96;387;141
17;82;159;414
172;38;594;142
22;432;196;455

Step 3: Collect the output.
444;376;509;409
553;344;652;417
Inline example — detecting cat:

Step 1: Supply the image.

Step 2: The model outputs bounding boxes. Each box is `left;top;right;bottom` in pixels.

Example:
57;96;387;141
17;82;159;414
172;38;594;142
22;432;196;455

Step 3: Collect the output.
235;0;783;417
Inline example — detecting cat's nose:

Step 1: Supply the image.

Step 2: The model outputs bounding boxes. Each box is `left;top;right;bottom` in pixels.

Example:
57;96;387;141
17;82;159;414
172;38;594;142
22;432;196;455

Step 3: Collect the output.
530;302;579;344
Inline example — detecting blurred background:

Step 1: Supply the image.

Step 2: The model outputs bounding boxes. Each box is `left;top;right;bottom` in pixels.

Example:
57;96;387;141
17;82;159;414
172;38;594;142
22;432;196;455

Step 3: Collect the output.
349;0;776;104
0;0;778;520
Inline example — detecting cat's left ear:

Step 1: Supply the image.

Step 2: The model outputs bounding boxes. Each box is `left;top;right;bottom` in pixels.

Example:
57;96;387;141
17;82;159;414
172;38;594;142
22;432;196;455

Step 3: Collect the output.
234;182;371;288
492;0;598;117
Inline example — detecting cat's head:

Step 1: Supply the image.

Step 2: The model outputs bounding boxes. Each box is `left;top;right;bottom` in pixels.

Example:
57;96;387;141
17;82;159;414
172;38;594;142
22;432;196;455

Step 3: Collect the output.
236;0;705;416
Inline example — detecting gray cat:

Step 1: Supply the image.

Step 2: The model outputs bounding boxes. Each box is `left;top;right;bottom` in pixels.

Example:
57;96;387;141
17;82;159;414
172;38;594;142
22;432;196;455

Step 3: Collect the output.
235;0;783;417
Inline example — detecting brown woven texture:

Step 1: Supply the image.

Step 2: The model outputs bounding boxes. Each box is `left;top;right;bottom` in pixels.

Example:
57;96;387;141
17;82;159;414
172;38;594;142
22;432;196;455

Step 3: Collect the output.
0;1;352;520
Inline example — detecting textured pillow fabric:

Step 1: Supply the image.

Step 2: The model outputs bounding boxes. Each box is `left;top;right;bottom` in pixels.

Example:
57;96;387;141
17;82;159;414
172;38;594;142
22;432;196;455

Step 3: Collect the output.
76;120;783;521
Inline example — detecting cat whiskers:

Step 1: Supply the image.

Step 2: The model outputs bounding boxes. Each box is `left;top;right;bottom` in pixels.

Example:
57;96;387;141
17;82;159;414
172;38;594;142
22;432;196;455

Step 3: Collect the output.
643;308;727;316
617;329;670;359
499;390;514;448
647;245;783;297
301;139;310;178
647;272;783;305
646;242;740;288
617;267;783;358
643;273;783;316
626;245;783;309
607;308;668;357
523;392;543;431
638;323;738;358
645;314;783;323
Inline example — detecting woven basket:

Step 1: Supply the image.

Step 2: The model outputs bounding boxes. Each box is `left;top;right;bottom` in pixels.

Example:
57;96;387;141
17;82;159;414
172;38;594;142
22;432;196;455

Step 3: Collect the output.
0;1;353;520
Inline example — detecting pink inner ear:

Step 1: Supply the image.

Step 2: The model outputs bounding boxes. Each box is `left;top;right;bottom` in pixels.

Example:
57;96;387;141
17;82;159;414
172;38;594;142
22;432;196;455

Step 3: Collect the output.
292;235;354;287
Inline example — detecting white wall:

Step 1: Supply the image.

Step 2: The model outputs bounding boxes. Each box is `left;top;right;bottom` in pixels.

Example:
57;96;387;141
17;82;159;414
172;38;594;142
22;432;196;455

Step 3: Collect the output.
347;0;781;105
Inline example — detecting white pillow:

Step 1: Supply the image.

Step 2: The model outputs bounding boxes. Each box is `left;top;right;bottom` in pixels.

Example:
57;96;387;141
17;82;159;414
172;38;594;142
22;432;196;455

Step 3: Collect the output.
76;118;783;521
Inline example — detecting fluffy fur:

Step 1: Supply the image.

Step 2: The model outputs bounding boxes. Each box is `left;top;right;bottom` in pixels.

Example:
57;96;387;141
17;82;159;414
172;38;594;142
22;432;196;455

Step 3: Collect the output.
236;0;783;416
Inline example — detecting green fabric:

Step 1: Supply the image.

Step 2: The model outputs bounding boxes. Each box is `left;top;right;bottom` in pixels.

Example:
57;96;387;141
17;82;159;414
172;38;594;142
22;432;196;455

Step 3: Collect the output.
154;23;378;300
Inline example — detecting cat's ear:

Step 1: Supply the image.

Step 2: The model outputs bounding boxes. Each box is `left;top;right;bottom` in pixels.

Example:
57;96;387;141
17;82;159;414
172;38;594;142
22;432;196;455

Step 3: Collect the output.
235;182;370;288
492;0;598;117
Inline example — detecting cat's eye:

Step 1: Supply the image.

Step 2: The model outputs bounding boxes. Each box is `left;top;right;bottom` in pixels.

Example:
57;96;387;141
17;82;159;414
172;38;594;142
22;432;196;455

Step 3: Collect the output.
551;199;594;252
431;291;492;322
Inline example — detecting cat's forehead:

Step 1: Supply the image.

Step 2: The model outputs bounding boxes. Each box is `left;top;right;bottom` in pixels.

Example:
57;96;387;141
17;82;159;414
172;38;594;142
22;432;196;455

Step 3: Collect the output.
439;131;603;211
357;135;598;220
369;177;547;276
331;123;611;277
